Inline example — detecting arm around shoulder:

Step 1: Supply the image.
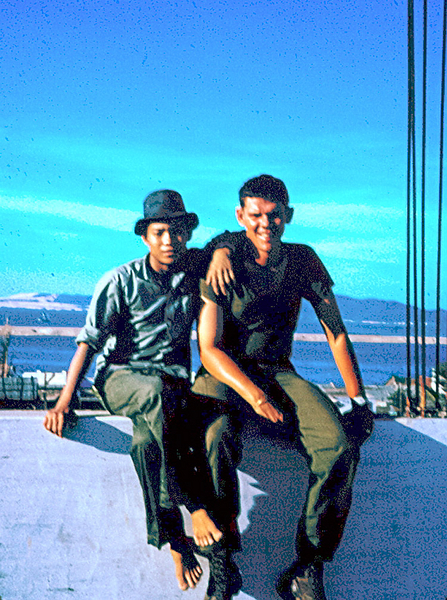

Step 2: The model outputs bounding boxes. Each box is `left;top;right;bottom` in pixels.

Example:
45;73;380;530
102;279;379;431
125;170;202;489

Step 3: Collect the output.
205;248;234;296
203;231;247;296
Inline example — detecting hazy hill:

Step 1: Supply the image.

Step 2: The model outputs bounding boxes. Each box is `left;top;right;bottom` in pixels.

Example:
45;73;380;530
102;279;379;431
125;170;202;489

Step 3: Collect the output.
0;293;446;335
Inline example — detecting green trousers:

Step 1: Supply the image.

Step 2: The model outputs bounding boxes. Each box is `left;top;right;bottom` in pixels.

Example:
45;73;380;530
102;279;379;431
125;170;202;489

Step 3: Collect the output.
192;367;372;564
102;367;240;549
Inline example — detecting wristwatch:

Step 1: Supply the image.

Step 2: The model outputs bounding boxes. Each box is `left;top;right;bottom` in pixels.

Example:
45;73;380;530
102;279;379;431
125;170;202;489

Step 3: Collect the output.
350;394;367;406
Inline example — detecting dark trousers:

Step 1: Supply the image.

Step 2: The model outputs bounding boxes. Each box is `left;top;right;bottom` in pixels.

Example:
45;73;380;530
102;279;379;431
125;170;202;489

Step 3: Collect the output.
192;368;372;565
102;368;240;549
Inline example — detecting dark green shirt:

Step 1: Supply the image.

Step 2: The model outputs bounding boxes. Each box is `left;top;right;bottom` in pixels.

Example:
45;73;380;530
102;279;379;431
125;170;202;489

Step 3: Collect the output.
200;232;334;369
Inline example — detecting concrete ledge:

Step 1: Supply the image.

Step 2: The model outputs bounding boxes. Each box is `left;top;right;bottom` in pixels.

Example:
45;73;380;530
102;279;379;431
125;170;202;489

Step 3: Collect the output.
1;414;447;599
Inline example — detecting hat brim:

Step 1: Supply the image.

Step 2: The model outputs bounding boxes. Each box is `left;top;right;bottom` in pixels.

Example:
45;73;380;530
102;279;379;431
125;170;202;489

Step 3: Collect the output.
134;212;199;236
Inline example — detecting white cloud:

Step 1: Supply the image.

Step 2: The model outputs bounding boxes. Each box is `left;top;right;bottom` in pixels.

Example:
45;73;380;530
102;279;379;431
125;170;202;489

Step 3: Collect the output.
314;236;403;263
0;194;139;232
289;199;404;234
25;135;261;187
53;231;81;240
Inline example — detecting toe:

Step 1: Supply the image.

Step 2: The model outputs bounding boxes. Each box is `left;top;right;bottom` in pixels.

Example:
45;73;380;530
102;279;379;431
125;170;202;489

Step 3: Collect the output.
185;567;202;588
212;529;223;543
178;577;189;591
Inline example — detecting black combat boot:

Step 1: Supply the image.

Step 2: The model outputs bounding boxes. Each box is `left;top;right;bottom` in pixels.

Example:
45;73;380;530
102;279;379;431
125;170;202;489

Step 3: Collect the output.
276;560;327;600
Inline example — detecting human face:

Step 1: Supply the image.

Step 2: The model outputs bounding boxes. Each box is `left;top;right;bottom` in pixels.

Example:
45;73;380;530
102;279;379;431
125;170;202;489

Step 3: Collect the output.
236;196;292;264
142;221;189;272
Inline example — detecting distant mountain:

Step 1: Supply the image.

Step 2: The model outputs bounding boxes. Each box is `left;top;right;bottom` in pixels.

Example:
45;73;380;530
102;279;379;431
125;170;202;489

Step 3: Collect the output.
335;295;444;324
0;292;445;335
0;294;89;328
299;295;446;336
0;293;90;311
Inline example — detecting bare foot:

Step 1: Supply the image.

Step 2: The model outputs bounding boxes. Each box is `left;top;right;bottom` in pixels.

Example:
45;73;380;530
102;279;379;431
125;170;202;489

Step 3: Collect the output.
170;546;202;590
191;508;223;548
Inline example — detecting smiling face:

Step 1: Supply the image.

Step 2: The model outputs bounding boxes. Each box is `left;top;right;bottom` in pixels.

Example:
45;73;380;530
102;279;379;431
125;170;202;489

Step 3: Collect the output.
142;221;189;272
236;196;293;265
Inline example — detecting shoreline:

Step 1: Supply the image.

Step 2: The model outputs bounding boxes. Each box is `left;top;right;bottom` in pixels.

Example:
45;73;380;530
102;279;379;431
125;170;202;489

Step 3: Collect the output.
1;324;446;345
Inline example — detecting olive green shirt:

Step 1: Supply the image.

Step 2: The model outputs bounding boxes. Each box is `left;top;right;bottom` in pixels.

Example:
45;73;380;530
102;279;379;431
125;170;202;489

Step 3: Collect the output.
199;233;334;369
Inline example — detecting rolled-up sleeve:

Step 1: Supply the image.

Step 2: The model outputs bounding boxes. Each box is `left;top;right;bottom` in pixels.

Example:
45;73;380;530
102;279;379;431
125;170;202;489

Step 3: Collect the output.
199;277;232;309
299;247;334;303
76;270;122;351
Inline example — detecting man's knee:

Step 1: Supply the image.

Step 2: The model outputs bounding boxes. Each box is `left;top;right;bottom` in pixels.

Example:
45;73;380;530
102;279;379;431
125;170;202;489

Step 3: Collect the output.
205;415;240;464
132;417;158;448
275;371;353;443
205;415;230;452
306;417;360;481
130;421;163;472
126;376;164;417
104;369;164;418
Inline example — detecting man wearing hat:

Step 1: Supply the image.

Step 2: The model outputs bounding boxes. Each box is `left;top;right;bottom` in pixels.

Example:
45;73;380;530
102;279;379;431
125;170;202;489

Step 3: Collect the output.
44;190;242;599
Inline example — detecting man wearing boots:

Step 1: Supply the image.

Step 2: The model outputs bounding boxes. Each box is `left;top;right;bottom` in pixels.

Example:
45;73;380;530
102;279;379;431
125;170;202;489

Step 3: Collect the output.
44;190;242;600
192;174;374;600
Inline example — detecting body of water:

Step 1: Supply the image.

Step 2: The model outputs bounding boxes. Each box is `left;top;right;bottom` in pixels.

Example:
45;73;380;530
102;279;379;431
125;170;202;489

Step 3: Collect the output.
5;335;445;386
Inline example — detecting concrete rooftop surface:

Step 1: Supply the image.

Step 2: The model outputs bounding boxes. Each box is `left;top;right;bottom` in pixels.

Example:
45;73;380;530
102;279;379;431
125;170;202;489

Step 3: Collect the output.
1;412;447;600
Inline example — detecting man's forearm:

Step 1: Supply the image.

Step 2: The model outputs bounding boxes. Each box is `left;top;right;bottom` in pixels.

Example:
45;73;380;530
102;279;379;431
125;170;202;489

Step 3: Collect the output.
324;327;365;398
55;342;95;410
44;342;96;436
201;346;266;408
201;346;283;423
316;292;365;399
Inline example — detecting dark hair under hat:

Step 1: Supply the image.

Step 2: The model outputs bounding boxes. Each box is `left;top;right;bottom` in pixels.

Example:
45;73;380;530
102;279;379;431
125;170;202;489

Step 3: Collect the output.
134;189;199;235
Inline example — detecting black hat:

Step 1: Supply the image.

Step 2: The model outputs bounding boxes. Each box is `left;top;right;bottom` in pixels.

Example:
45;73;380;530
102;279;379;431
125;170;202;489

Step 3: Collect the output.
134;190;199;235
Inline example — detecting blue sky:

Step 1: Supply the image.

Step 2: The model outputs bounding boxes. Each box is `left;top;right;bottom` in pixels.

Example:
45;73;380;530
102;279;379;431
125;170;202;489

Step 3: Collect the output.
1;0;445;307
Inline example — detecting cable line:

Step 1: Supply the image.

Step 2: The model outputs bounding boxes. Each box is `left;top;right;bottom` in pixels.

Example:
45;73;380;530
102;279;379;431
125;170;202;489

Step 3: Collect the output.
419;0;428;414
436;0;447;406
407;0;416;407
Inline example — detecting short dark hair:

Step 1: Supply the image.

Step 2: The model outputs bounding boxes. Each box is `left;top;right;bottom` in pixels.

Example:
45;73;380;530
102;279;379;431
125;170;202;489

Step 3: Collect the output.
238;174;289;207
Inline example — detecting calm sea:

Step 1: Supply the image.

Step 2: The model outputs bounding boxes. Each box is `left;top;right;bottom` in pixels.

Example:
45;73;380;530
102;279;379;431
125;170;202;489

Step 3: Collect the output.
6;335;445;386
